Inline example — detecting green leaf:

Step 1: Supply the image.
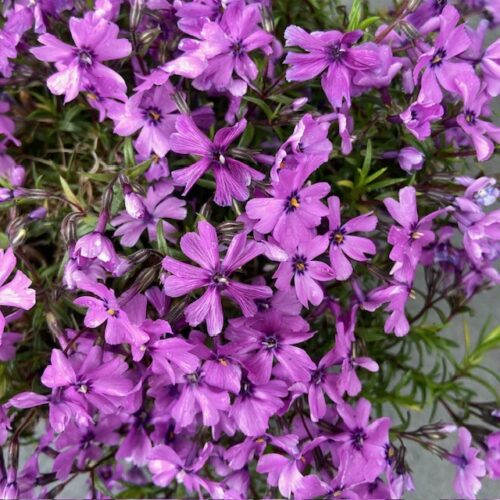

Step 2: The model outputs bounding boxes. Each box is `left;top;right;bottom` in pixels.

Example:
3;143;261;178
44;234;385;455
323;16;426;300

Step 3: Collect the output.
59;175;85;211
156;219;168;256
122;137;135;169
347;0;363;31
126;157;153;179
243;96;275;121
359;16;380;30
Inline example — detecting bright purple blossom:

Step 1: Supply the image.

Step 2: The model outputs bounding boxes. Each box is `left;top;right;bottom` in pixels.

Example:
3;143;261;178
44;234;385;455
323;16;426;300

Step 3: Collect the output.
284;26;379;108
486;432;500;479
31;14;131;103
246;168;329;244
0;247;36;339
400;102;444;140
170;115;264;206
325;196;377;280
448;427;486;499
163;221;272;335
274;235;334;308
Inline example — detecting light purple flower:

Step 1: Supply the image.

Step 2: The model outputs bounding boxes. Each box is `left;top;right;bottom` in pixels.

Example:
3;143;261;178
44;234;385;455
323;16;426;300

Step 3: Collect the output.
455;72;500;162
400;102;444;140
274;235;334;308
396;147;425;173
170;115;264;206
163;221;272;335
481;38;500;97
246;167;329;244
413;5;473;104
449;427;486;499
284;26;379;108
73;281;149;346
485;431;500;479
0;247;36;339
0;102;20;146
112;180;187;247
31;14;131;103
325;195;377;280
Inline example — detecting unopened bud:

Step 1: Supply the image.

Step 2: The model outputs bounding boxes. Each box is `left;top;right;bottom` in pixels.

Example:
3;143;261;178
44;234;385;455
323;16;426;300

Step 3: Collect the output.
7;218;27;247
123;183;147;219
407;0;424;12
171;92;190;115
217;221;245;244
129;0;144;31
399;20;420;41
62;212;84;244
138;27;161;49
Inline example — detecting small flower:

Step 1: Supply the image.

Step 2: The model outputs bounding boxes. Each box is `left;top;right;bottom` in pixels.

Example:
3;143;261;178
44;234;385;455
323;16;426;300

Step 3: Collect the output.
170;115;264;206
448;427;486;499
0;247;36;339
163;221;272;335
485;431;500;479
30;14;131;103
400;102;444;140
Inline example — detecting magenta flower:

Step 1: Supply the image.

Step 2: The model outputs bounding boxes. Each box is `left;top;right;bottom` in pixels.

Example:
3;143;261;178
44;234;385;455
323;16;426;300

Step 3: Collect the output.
170;367;230;428
0;247;36;339
0;101;20;146
274;235;334;308
112;181;187;247
455;72;500;162
284;26;379;108
246;168;330;244
73;281;149;346
111;85;178;158
325;196;377;280
400;102;444;140
481;38;500;97
170;115;264;206
485;432;500;479
413;5;472;104
223;309;315;384
183;2;274;96
163;221;272;335
30;14;131;103
384;187;446;283
332;398;391;483
229;377;288;436
448;427;486;499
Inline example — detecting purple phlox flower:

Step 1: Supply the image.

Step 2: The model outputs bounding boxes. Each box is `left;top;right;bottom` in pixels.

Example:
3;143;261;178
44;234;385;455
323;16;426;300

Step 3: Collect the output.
0;102;20;146
30;14;131;103
461;209;500;266
256;436;328;498
329;319;378;399
384;186;448;283
274;234;334;308
186;332;242;393
421;226;461;274
481;37;500;96
455;72;500;162
363;280;413;337
448;427;486;499
63;243;107;290
400;101;444;140
252;279;303;316
462;260;500;299
284;26;379;108
41;346;134;417
170;366;230;428
170;115;264;206
83;82;126;122
52;417;120;480
246;167;330;244
111;84;178;157
0;247;36;339
333;104;356;155
143;154;170;182
228;376;288;436
0;144;25;187
163;221;271;336
116;409;154;467
413;5;473;104
332;398;391;483
222;308;314;384
271;113;332;182
182;2;274;96
148;443;224;498
485;431;500;479
0;332;21;361
74;212;118;270
112;180;187;247
325;195;377;280
388;147;425;173
224;435;271;471
123;294;199;382
407;0;449;32
456;176;499;208
73;280;150;345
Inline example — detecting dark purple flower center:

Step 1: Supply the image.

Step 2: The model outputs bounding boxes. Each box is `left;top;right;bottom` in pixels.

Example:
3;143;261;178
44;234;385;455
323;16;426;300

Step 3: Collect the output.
212;272;229;287
256;297;272;311
185;370;201;385
240;379;254;398
311;367;325;385
327;43;346;63
261;335;278;350
385;443;396;465
80;430;95;449
410;109;418;120
77;381;91;394
144;106;163;126
452;454;469;469
285;190;301;213
231;40;245;56
464;110;476;125
350;427;367;450
77;47;95;67
292;254;308;274
433;0;448;13
430;48;446;68
212;148;227;165
330;227;346;246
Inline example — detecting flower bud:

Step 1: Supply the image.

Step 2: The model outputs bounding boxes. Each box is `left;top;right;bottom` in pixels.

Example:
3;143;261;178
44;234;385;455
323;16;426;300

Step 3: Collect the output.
398;147;424;173
129;0;144;31
123;184;147;219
